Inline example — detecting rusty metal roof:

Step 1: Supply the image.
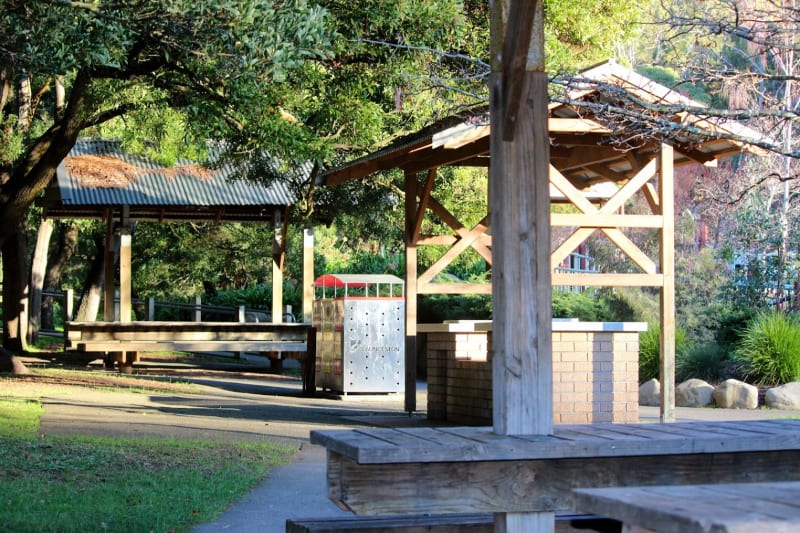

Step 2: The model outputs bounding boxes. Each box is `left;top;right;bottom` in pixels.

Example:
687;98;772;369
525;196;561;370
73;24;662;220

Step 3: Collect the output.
42;138;304;221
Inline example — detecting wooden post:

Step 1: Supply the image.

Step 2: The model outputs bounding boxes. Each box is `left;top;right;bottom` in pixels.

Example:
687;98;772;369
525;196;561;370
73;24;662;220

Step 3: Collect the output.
302;225;314;323
404;170;419;413
490;0;551;438
194;296;202;322
119;206;131;323
491;1;553;531
103;211;115;321
659;143;676;423
272;208;285;324
237;305;246;323
63;289;74;323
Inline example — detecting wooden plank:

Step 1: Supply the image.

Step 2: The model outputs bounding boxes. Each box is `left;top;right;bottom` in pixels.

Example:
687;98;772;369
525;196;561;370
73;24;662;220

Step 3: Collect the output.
324;449;800;515
601;228;658;274
574;482;800;533
417;218;489;287
551;213;664;229
551;272;662;287
659;144;676;423
286;513;494;533
311;420;800;464
286;512;614;533
417;283;492;295
71;330;308;342
72;340;307;353
601;158;657;214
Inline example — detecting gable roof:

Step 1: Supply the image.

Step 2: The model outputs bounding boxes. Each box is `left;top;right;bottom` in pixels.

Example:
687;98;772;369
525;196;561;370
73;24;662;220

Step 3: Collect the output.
41;138;302;222
321;61;767;191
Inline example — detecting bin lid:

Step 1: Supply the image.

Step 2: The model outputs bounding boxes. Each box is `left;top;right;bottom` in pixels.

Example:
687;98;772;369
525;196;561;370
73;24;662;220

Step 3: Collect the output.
314;273;404;288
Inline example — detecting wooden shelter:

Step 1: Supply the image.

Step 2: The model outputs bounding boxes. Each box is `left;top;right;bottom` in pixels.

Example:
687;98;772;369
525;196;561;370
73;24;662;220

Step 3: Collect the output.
320;60;765;422
39;138;316;363
311;4;777;532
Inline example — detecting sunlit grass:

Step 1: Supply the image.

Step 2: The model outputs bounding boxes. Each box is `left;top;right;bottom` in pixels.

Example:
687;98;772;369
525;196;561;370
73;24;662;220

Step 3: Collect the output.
0;377;296;532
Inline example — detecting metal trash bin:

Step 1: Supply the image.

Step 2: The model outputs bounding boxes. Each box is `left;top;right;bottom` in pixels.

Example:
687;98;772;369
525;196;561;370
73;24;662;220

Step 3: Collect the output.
313;274;404;394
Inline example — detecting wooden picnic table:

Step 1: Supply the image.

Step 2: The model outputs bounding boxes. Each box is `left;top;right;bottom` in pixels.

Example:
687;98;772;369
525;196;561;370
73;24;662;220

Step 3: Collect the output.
310;419;800;516
65;321;317;393
573;481;800;533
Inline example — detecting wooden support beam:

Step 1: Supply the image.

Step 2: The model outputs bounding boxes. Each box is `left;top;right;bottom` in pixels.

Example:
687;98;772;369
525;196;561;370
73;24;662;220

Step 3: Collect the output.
490;0;552;437
302;225;314;323
119;205;131;322
322;449;800;516
103;209;115;321
423;195;493;263
412;168;437;244
417;217;488;287
272;208;286;324
551;272;662;287
404;171;418;413
659;144;676;423
550;213;663;229
501;0;540;140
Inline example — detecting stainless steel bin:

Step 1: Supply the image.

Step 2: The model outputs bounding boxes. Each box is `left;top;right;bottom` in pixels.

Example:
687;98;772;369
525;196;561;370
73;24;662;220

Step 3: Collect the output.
313;274;404;394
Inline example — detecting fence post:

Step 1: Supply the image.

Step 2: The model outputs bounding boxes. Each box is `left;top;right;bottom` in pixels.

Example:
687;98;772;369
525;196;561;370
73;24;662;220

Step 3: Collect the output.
194;296;202;322
64;289;74;323
237;305;245;323
147;297;155;321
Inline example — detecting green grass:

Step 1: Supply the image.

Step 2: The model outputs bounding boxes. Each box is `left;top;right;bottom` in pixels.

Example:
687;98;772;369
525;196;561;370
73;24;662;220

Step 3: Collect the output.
0;394;296;533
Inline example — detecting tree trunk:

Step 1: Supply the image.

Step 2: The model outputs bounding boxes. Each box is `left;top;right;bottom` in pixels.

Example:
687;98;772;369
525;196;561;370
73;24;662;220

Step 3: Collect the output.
1;225;31;373
28;218;54;344
42;221;79;329
0;71;90;361
75;235;108;322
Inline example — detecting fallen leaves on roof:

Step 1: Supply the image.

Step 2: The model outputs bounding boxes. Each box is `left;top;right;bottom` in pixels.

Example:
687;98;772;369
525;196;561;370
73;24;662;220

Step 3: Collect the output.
65;155;215;188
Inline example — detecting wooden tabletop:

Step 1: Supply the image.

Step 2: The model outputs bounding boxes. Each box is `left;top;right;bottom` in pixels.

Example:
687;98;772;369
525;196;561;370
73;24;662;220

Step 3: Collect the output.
311;419;800;464
574;481;800;533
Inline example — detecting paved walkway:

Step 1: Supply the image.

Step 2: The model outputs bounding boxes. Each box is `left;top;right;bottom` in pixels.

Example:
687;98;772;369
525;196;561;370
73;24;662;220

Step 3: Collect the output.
33;366;800;533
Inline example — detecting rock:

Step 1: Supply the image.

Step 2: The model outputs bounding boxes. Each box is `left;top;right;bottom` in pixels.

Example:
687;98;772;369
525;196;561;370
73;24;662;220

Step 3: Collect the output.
639;378;660;406
713;379;759;409
676;378;715;407
765;382;800;410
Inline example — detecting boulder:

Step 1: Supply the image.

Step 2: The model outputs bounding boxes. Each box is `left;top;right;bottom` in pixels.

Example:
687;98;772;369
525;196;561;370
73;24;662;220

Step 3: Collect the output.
676;378;715;407
765;382;800;410
713;379;759;409
639;378;660;406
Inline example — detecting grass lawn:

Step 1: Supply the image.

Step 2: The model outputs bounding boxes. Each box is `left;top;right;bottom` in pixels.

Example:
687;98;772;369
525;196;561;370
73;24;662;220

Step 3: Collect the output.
0;371;297;533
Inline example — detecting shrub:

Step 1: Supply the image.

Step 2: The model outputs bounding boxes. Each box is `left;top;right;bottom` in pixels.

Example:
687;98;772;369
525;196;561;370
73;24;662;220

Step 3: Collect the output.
734;311;800;385
552;290;610;321
676;343;730;383
639;322;688;383
715;306;756;350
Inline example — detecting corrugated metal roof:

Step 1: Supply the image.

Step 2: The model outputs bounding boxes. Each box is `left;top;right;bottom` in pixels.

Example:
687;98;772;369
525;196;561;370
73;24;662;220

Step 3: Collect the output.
55;138;300;208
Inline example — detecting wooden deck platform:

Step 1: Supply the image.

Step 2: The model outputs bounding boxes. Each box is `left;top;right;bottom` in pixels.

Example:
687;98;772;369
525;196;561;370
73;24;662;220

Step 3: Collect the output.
574;481;800;533
310;419;800;515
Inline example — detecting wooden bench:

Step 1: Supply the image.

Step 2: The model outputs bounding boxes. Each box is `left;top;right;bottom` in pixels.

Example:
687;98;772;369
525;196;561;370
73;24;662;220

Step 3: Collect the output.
573;481;800;533
310;419;800;516
65;321;316;392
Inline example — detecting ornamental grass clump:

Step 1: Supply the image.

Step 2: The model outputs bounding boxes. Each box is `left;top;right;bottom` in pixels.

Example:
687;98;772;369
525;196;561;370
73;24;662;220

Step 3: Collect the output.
735;311;800;386
639;323;688;383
